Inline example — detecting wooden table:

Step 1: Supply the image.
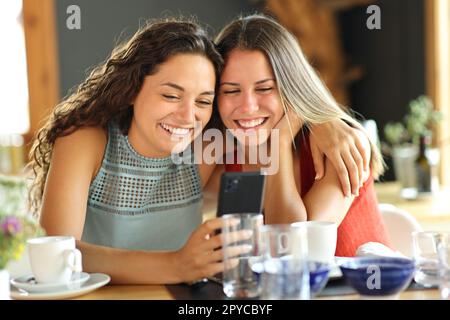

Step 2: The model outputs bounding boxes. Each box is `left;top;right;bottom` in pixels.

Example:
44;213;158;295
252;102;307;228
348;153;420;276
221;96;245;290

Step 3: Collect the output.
73;182;447;300
73;284;441;300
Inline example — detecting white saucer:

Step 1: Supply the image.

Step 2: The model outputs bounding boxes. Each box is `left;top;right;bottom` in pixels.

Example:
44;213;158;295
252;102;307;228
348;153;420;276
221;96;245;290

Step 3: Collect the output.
10;273;110;300
11;272;90;293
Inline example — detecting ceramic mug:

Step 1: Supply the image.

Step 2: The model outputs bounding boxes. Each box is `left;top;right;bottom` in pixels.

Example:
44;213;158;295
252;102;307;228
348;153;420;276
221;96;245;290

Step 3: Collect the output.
27;236;82;284
291;221;337;264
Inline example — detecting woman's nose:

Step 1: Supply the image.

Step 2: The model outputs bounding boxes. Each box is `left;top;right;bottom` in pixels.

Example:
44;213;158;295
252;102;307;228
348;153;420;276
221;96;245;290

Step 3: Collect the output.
240;92;259;114
177;101;195;124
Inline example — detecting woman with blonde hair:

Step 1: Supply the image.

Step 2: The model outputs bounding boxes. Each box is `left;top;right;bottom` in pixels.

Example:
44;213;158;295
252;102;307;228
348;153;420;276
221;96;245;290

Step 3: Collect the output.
206;14;391;256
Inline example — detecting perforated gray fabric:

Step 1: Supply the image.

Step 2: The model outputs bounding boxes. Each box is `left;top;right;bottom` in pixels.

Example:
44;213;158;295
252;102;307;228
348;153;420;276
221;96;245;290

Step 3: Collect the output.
81;122;202;250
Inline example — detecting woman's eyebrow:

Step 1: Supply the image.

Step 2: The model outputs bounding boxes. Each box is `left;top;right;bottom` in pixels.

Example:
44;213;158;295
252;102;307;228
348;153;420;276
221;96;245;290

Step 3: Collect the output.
220;78;275;87
255;78;275;84
200;91;215;96
161;82;214;95
220;81;239;86
161;82;184;91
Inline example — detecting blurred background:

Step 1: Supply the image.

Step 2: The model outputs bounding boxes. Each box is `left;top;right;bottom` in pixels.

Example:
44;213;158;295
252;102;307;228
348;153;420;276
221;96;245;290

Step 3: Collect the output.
0;0;449;230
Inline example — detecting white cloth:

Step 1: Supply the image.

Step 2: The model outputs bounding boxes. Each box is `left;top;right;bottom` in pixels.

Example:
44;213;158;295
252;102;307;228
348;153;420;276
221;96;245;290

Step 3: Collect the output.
355;242;410;259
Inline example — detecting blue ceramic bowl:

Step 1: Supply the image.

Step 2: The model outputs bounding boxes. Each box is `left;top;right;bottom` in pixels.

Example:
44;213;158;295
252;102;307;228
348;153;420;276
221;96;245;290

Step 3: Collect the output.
250;259;330;297
338;257;415;297
308;261;331;297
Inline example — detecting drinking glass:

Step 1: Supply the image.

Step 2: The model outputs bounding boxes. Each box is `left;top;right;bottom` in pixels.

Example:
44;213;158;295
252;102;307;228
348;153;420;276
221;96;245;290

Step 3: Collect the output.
257;224;310;300
437;233;450;299
221;213;263;298
412;231;441;287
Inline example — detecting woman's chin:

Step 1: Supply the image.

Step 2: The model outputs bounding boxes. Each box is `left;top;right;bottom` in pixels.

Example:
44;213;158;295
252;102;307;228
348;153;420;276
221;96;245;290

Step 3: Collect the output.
166;140;191;154
231;129;271;148
236;136;270;148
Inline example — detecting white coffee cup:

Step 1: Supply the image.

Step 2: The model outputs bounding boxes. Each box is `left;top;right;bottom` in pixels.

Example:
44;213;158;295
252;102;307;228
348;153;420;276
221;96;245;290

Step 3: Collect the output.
27;236;82;284
291;221;337;264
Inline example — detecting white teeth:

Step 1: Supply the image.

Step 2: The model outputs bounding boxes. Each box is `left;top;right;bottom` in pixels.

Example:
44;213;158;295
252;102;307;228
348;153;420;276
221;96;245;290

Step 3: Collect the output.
237;118;265;128
160;123;191;135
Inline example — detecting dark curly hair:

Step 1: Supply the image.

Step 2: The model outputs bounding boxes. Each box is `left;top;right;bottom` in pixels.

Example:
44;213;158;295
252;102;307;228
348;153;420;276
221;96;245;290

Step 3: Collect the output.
28;17;223;215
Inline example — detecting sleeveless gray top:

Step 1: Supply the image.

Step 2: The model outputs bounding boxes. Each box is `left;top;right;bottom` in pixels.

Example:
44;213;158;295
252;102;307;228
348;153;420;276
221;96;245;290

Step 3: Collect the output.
81;122;203;251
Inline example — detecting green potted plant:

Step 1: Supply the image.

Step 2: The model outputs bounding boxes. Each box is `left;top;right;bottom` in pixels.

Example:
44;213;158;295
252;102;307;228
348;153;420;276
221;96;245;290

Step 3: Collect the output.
383;95;443;195
0;175;44;299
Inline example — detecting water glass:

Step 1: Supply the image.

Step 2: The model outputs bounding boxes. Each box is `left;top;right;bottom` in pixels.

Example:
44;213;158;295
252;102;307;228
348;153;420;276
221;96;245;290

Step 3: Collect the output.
437;233;450;299
221;213;263;298
412;231;441;287
257;224;310;300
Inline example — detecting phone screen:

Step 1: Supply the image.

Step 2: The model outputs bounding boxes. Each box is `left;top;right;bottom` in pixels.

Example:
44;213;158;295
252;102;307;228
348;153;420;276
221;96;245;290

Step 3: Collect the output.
217;171;266;216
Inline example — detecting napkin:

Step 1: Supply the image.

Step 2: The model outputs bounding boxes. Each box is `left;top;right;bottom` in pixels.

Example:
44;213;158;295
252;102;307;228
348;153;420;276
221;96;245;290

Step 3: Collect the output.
355;242;410;259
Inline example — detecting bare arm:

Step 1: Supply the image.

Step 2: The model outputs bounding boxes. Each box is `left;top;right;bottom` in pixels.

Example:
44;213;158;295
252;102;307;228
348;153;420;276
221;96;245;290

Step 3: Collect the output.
77;217;249;284
201;164;223;220
40;126;105;238
302;159;355;225
263;119;371;225
264;140;307;224
303;129;371;225
40;127;242;284
309;120;370;197
263;111;307;224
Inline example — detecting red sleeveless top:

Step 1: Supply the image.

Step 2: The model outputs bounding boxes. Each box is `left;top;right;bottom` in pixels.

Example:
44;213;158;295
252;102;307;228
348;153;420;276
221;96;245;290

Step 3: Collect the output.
225;135;392;257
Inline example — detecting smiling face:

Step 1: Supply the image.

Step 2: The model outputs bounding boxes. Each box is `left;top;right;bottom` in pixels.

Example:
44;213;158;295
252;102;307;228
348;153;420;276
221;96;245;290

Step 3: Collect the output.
128;53;216;157
218;49;284;146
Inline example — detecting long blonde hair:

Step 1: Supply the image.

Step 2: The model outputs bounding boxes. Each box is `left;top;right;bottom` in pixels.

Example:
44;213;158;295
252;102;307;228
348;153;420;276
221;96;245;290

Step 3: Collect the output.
214;14;384;177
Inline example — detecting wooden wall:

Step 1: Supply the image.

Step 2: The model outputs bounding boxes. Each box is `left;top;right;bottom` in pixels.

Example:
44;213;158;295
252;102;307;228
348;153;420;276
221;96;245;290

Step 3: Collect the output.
22;0;59;149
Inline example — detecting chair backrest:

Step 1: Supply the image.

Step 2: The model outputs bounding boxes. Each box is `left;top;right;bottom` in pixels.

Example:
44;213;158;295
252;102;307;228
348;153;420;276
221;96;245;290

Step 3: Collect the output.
378;203;423;258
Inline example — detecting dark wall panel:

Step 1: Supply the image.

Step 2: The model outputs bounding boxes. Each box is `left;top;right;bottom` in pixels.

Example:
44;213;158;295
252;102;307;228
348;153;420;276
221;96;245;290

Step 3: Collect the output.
340;0;426;180
55;0;258;97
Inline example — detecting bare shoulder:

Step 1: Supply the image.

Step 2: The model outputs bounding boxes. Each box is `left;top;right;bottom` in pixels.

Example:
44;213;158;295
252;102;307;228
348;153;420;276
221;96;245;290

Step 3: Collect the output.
52;126;107;179
54;126;106;146
41;126;108;237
